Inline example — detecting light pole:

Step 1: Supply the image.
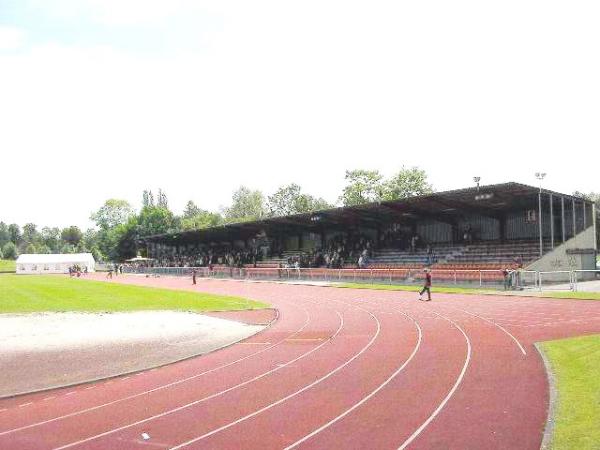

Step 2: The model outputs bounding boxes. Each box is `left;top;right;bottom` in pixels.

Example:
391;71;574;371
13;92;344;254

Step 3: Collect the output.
535;172;546;257
473;177;481;191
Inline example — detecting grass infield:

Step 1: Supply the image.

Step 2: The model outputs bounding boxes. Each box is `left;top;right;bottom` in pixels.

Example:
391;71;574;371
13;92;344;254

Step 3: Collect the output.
541;334;600;450
0;259;16;272
0;274;267;313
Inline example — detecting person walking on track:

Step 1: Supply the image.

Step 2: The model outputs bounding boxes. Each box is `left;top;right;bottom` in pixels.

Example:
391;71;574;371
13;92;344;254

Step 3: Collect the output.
191;268;197;285
419;268;432;301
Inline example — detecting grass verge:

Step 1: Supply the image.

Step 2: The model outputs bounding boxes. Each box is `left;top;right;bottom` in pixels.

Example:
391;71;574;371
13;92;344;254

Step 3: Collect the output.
336;282;600;300
543;291;600;301
336;282;496;295
540;334;600;450
0;274;267;313
0;259;15;272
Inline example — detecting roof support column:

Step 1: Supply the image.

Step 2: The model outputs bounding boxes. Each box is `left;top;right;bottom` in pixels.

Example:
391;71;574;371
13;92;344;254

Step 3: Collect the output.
561;196;566;243
572;199;577;237
538;188;543;257
583;201;587;229
549;193;554;249
593;202;598;251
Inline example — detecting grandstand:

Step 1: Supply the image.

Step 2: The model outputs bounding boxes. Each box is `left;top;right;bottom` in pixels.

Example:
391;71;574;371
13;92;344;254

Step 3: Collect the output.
140;183;598;280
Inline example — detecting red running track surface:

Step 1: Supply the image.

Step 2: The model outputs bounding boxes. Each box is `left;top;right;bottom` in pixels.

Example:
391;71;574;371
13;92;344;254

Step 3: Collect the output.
1;275;599;449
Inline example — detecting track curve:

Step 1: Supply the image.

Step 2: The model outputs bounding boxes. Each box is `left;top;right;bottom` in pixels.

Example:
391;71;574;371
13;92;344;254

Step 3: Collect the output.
1;275;599;449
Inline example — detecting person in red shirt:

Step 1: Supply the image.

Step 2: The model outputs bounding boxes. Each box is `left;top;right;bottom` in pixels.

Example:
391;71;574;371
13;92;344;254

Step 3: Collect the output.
419;268;432;301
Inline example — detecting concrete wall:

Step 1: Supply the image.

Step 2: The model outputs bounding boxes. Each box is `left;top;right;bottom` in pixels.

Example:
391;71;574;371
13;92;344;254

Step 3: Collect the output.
526;226;597;276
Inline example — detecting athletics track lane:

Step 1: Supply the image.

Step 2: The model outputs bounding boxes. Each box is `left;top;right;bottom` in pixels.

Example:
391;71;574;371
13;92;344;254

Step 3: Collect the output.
0;276;599;449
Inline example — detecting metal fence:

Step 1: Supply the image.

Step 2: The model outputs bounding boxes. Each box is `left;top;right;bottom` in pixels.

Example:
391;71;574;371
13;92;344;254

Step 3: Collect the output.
123;265;600;292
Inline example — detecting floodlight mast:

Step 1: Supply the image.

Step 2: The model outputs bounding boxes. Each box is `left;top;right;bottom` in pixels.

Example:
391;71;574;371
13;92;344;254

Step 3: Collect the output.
535;172;547;257
473;177;481;191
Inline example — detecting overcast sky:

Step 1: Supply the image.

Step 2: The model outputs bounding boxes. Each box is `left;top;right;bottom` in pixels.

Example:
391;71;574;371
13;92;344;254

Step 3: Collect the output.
1;0;598;230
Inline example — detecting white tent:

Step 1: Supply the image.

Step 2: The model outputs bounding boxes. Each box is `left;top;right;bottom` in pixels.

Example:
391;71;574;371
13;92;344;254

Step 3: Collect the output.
16;253;96;275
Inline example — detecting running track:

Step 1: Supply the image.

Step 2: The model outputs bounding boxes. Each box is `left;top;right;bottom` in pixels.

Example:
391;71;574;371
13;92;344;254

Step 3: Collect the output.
1;275;600;449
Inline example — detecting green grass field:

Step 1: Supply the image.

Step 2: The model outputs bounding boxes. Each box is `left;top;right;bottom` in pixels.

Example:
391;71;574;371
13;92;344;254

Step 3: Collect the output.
541;334;600;450
0;259;16;272
0;274;267;313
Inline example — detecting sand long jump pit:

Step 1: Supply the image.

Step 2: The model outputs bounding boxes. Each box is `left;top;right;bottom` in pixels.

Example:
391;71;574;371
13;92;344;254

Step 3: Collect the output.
0;311;268;397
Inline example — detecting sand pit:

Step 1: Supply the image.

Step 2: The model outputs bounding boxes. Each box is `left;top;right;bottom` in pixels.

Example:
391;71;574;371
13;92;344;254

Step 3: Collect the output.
0;311;267;397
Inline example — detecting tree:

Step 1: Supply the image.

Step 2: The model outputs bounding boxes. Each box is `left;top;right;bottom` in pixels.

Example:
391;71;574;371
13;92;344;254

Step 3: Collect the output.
41;227;61;252
573;191;600;205
25;243;37;254
339;170;384;206
61;226;83;247
21;223;40;246
0;222;9;248
223;186;268;223
138;206;176;236
8;224;21;245
183;201;202;219
90;199;134;230
181;211;224;230
2;242;17;259
267;184;331;217
381;167;433;201
142;190;155;208
157;189;169;209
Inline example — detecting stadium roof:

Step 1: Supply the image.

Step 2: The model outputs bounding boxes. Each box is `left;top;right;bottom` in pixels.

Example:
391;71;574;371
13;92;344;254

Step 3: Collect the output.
142;182;594;245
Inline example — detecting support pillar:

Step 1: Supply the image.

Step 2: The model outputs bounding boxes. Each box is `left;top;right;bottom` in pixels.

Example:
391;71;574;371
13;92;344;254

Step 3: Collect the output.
538;190;543;257
583;202;587;229
593;203;598;251
572;199;577;237
549;193;554;249
561;196;566;243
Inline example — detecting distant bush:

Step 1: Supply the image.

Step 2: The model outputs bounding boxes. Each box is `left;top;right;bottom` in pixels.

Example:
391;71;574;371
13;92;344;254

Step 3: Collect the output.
2;242;17;260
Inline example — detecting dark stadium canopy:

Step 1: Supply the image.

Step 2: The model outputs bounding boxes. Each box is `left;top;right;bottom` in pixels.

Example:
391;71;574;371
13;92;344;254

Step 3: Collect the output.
141;182;593;245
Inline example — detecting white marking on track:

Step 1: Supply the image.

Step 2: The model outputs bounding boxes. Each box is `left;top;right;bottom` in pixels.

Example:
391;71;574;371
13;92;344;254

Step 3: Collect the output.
452;307;526;355
84;386;96;390
169;303;380;450
43;396;56;401
65;392;76;396
19;402;33;408
53;307;344;450
397;310;472;450
0;408;7;413
285;312;422;449
0;302;312;439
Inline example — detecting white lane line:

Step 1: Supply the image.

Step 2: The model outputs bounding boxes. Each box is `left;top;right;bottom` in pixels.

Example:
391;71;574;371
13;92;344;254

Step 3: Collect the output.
43;397;56;402
54;307;344;450
0;408;7;413
121;377;131;381
397;310;472;450
0;302;310;438
451;307;526;356
19;403;33;408
169;304;380;450
285;312;422;450
84;386;96;391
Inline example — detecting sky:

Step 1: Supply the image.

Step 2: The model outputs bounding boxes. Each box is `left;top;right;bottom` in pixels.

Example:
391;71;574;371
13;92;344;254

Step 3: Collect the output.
1;0;599;230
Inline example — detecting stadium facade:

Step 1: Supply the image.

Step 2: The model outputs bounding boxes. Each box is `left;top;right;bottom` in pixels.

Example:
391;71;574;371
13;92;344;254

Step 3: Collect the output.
140;183;598;273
